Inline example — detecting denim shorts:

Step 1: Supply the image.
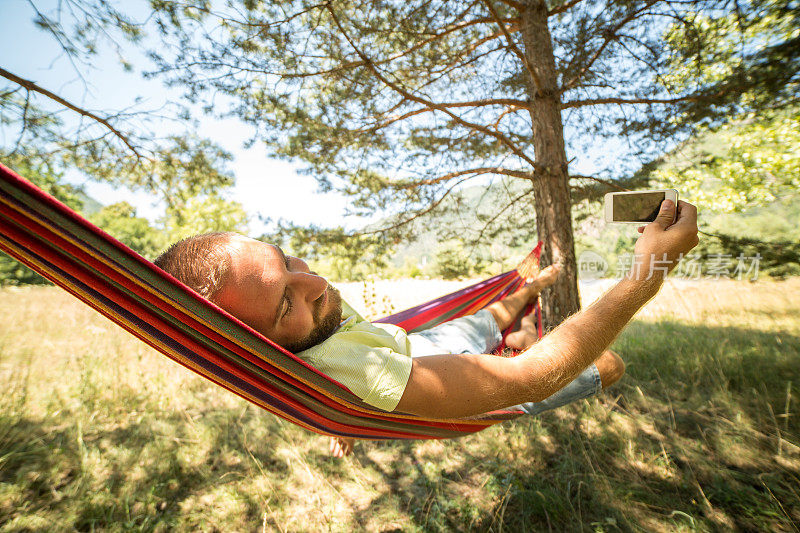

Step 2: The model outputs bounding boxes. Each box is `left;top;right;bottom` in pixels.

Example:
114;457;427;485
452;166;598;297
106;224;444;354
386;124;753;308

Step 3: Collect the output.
407;309;603;416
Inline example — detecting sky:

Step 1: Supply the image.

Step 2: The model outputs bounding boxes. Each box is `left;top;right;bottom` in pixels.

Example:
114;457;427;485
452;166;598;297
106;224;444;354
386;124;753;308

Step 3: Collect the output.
0;0;356;234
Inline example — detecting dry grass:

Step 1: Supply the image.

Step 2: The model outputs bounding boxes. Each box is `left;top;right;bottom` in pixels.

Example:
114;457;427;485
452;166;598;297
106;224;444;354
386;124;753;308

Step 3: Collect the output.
1;279;799;532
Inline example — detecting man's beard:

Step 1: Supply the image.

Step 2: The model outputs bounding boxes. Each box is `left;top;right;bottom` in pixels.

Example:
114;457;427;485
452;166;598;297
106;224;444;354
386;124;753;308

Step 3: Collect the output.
285;285;343;353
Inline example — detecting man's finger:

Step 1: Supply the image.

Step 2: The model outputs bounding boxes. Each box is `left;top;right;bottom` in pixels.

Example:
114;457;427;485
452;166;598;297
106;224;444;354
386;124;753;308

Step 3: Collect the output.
673;200;697;226
648;199;676;230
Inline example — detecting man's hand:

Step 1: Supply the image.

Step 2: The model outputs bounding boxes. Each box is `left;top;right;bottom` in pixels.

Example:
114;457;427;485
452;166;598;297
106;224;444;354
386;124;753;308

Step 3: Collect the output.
631;200;699;282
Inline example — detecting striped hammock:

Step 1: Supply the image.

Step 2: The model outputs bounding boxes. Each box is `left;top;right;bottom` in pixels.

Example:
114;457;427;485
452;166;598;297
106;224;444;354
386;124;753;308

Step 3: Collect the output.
0;162;542;440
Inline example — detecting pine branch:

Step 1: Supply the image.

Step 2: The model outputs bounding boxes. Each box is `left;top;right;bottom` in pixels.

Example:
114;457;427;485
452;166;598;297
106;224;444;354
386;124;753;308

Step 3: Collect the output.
561;0;661;92
615;32;672;90
423;29;517;72
325;4;538;170
409;97;530;109
355;175;478;236
562;94;699;108
548;0;587;17
470;186;533;245
497;0;523;9
569;174;628;191
25;0;88;89
234;15;518;81
10;91;31;156
0;66;144;159
397;166;533;189
364;99;530;133
481;0;544;92
418;43;507;90
386;15;519;62
492;105;528;129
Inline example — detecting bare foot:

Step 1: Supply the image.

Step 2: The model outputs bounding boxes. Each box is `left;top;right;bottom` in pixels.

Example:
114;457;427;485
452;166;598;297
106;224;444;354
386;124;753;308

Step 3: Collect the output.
330;436;354;458
519;263;562;304
529;263;561;288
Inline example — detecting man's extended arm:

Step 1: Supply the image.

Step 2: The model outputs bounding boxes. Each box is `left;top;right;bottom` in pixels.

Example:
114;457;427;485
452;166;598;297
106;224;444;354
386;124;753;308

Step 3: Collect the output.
395;200;699;418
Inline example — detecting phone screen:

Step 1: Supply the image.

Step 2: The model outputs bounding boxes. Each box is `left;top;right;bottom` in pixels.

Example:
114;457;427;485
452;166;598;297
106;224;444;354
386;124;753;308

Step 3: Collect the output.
613;191;665;222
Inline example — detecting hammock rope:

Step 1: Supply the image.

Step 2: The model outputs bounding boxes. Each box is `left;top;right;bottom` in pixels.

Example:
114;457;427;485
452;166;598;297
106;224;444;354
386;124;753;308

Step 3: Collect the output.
0;162;541;440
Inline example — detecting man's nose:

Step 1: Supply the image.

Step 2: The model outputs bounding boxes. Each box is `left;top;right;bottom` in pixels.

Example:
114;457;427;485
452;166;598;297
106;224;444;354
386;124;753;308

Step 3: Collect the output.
292;272;328;302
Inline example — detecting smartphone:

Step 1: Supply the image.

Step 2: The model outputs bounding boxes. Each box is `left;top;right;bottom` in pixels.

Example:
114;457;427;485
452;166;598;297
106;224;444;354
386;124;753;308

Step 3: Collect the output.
603;189;678;224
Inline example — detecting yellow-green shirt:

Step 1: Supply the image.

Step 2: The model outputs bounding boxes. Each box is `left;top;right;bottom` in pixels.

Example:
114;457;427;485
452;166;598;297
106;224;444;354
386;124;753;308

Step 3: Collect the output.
297;301;413;411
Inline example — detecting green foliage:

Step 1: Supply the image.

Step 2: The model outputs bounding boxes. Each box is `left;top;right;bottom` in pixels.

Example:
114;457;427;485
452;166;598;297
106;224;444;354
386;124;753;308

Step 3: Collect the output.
0;256;48;286
60;135;237;222
693;199;800;278
0;155;84;210
654;109;800;213
634;104;800;278
262;223;393;282
435;242;484;280
162;194;249;244
2;3;239;251
89;202;164;260
661;1;799;129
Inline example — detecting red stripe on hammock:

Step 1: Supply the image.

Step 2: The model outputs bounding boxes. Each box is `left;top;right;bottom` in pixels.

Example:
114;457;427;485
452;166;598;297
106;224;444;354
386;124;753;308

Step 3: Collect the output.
388;272;519;331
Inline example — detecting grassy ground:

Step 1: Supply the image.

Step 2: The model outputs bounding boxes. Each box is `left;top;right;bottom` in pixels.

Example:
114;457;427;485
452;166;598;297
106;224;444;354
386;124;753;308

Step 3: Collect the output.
0;279;798;532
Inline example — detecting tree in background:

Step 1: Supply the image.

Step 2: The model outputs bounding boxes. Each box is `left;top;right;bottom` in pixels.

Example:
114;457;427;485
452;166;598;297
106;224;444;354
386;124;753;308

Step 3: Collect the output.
163;194;250;244
149;0;799;329
89;202;164;260
653;109;799;214
648;4;800;276
265;224;392;281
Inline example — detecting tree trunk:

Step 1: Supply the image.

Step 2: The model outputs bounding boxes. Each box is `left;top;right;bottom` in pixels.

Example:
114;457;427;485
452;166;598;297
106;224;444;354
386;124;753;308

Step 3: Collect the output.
519;0;581;330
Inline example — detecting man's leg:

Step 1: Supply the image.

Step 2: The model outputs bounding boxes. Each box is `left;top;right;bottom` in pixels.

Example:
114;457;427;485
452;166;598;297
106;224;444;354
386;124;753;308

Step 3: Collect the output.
407;264;562;356
495;265;562;351
485;264;561;332
504;312;540;352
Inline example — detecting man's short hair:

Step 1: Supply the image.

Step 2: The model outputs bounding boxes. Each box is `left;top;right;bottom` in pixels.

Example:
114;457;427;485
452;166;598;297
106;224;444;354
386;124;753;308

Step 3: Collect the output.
154;232;238;300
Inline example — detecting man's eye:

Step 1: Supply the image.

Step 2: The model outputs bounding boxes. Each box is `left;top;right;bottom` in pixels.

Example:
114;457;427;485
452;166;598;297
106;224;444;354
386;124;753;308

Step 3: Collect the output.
283;296;293;317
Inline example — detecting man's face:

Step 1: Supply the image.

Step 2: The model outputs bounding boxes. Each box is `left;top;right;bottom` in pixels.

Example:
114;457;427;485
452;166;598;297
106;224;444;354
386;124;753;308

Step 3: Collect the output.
213;236;342;352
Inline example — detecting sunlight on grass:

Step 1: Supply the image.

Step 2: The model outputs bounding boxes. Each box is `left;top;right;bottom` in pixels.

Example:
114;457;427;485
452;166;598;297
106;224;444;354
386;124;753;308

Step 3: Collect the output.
1;280;798;531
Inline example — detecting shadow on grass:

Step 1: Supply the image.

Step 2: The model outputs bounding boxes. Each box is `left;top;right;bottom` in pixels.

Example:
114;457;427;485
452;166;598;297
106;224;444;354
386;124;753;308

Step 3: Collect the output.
0;400;290;530
1;321;798;531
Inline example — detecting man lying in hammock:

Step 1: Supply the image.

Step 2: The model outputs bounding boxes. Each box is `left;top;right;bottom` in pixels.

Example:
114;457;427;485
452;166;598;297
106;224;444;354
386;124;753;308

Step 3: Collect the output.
155;199;698;457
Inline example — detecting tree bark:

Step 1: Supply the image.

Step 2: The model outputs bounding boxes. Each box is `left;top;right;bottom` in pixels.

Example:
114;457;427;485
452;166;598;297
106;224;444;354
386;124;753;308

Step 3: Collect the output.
519;0;581;329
